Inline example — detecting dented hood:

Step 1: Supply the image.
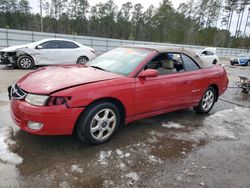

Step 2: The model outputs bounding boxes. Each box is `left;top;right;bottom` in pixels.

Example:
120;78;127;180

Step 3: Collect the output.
17;65;123;94
0;44;33;52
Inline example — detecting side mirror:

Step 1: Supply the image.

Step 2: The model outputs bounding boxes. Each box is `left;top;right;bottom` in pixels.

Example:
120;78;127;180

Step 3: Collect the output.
36;45;43;49
138;69;158;78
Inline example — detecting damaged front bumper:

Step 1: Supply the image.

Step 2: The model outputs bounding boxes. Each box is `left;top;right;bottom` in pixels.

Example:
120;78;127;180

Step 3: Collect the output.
0;51;17;65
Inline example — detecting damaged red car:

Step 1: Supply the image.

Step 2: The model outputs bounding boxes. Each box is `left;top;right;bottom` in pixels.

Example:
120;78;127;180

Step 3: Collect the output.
9;46;228;144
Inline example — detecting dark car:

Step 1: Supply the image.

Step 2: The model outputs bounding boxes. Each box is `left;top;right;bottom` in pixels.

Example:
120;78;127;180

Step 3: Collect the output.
230;53;250;66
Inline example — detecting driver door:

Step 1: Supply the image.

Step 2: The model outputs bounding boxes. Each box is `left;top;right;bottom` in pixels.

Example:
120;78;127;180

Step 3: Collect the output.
133;52;199;116
35;40;63;65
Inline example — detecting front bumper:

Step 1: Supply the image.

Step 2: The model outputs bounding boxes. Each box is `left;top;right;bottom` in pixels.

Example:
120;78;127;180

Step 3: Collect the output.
10;98;84;135
0;52;16;65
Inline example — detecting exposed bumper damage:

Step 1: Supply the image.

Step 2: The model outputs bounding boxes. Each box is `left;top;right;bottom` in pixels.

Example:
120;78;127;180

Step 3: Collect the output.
0;48;37;66
0;51;18;65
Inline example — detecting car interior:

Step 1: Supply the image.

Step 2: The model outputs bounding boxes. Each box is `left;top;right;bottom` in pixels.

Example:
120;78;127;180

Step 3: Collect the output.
145;53;185;75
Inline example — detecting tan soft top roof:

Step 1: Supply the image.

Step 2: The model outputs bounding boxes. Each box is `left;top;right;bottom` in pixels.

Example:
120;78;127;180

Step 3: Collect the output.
123;45;208;68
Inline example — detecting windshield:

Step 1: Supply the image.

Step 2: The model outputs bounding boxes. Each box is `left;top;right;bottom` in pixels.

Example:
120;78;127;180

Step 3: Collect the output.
86;47;152;76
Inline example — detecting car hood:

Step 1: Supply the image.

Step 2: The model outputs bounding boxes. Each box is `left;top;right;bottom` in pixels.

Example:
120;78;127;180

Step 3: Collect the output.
0;44;31;52
18;65;123;94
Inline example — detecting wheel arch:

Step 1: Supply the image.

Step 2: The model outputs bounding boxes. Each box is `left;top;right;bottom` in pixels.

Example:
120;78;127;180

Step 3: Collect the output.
18;53;36;64
77;56;89;63
17;54;36;69
73;97;126;134
209;84;219;101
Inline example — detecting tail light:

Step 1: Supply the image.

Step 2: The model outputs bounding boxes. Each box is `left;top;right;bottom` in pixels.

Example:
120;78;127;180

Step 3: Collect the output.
46;96;71;107
90;49;96;54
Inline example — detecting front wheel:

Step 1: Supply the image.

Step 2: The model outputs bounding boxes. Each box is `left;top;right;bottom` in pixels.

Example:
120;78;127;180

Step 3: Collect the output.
17;55;34;69
76;102;121;145
194;87;216;114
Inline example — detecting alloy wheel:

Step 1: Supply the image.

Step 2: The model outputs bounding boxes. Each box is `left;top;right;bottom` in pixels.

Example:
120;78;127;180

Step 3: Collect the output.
201;90;214;111
90;108;117;141
20;57;32;68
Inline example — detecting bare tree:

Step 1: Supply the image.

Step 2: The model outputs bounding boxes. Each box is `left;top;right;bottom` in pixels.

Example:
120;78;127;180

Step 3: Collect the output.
236;0;250;37
243;7;250;36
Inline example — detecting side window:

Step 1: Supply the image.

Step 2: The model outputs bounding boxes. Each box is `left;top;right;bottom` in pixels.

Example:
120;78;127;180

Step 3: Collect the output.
58;41;79;49
145;54;163;70
181;54;199;71
40;41;60;49
172;53;185;72
201;51;207;55
202;51;214;56
145;53;185;76
206;51;214;55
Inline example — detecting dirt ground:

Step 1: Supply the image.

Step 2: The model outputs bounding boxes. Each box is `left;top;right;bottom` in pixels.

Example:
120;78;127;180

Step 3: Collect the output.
0;60;249;188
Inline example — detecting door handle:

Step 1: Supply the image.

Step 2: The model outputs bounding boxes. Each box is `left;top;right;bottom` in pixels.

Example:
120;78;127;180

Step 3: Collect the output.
192;89;200;93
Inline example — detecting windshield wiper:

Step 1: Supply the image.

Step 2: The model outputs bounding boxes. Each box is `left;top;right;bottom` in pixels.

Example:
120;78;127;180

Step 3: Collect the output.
90;65;106;71
90;65;110;72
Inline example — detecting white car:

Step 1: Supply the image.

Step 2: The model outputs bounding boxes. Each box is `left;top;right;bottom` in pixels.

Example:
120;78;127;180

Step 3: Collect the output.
0;38;96;69
199;47;219;65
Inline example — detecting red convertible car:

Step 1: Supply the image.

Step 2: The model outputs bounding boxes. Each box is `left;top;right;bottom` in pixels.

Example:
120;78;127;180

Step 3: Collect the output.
9;46;228;144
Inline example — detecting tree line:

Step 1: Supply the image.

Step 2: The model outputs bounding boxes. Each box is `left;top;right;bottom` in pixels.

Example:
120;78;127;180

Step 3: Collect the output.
0;0;250;49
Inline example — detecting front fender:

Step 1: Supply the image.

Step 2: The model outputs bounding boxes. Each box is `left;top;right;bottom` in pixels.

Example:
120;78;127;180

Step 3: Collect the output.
51;79;134;117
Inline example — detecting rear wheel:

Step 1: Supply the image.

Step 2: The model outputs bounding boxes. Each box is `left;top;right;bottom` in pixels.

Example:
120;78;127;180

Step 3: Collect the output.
76;56;88;64
212;59;217;65
76;102;121;145
17;55;34;69
194;87;216;114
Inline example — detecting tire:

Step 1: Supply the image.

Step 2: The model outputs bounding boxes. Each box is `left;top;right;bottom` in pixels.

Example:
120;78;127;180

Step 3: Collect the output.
212;59;217;65
76;102;121;145
194;87;216;114
76;56;89;64
17;55;34;69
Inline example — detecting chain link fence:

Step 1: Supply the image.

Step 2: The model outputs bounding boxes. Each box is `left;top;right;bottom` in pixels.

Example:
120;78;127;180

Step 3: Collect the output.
0;28;248;57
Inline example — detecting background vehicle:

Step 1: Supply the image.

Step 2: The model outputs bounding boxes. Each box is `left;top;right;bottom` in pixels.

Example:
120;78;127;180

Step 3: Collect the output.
9;47;228;145
230;53;250;66
198;47;219;65
0;38;96;69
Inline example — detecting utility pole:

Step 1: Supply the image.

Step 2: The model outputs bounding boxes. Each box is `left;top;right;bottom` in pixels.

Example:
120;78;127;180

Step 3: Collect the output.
40;0;43;32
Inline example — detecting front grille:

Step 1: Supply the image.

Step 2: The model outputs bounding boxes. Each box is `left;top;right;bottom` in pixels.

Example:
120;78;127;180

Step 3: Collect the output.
10;84;27;99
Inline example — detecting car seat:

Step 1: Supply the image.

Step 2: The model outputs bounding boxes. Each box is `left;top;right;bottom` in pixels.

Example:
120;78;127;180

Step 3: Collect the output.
157;60;175;75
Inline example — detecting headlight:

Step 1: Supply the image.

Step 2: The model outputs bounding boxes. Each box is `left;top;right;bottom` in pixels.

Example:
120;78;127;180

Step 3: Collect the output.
25;94;49;106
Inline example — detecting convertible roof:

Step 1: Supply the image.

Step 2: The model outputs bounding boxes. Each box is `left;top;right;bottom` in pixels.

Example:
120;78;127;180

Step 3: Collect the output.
123;45;208;68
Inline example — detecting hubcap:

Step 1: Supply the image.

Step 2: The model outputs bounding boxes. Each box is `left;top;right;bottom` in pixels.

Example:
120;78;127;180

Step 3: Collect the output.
202;90;214;111
78;58;87;64
20;58;32;68
90;109;116;141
